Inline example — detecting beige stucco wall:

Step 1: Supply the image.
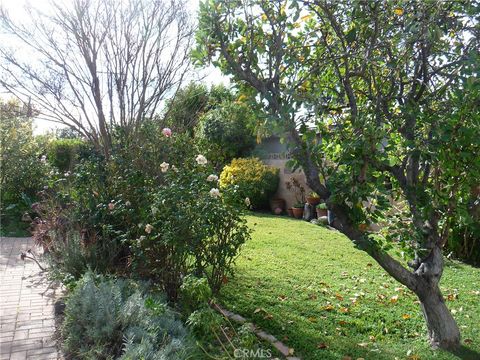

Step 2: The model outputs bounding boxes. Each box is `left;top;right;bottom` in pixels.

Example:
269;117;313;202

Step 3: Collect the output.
263;159;313;209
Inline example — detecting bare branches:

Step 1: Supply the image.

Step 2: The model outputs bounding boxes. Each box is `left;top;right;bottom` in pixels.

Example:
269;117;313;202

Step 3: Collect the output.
0;0;194;155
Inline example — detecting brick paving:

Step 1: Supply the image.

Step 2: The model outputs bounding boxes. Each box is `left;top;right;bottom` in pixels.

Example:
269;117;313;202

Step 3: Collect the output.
0;237;62;360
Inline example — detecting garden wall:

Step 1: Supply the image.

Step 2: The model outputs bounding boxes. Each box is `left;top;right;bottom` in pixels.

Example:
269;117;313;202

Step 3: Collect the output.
253;136;313;210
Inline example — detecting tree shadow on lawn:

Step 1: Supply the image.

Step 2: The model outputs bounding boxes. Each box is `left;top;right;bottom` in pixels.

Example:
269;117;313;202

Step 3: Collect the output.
448;346;480;360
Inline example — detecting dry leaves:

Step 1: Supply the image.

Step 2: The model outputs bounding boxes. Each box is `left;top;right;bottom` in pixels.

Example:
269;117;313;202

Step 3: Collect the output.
447;293;458;301
322;304;335;311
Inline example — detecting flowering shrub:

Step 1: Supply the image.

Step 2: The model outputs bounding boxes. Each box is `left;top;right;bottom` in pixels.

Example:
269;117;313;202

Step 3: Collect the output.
34;121;250;303
33;123;194;279
132;153;250;301
220;158;279;209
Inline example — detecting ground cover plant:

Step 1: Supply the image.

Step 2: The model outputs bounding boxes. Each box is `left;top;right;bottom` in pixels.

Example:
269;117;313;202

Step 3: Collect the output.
62;272;197;360
220;214;480;359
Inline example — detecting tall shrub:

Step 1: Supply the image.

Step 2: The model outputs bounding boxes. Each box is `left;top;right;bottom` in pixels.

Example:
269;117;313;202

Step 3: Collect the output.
47;138;90;172
196;101;256;167
0;100;50;234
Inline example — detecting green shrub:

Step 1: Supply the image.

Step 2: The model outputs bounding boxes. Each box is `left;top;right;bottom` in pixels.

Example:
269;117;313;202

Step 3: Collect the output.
132;153;250;301
62;272;195;360
219;158;279;209
196;101;255;167
0;101;52;235
47;138;90;172
179;275;212;314
45;233;124;288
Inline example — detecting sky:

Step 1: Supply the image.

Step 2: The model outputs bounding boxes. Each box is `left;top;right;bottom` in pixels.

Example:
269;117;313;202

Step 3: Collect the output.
0;0;229;134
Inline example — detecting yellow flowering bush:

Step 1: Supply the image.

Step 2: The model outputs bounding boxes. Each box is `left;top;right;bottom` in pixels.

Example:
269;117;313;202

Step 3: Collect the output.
220;158;279;209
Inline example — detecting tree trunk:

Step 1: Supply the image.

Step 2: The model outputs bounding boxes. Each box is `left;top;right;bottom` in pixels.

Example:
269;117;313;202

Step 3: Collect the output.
419;287;460;349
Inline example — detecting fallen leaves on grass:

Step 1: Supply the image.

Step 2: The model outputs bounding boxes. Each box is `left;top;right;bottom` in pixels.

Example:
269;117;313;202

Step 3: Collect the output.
317;342;328;349
447;293;458;301
322;304;335;311
402;314;411;319
390;295;399;304
335;293;344;301
339;307;349;313
464;338;473;344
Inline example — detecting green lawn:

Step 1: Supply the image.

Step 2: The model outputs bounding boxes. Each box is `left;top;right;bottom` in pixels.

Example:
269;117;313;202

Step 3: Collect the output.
220;213;480;360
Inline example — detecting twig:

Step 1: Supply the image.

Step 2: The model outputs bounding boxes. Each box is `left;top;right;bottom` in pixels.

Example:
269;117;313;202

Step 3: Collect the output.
20;249;46;271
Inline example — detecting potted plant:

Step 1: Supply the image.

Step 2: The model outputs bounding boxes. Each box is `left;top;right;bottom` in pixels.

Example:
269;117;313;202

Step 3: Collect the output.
270;197;286;214
287;208;294;217
292;203;304;219
306;191;321;206
285;176;306;218
316;203;328;218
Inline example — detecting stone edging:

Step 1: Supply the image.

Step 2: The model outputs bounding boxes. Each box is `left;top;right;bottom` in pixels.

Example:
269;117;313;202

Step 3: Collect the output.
212;303;301;360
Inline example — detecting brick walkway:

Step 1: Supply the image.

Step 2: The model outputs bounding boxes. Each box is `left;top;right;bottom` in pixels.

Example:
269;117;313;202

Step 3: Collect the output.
0;237;61;360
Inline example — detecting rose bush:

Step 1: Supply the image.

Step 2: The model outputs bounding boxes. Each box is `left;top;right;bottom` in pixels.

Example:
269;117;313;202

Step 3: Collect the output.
35;122;250;301
132;153;250;301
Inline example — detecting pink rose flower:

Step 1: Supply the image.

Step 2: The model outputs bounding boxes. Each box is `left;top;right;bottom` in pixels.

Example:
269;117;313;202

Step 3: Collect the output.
162;128;172;137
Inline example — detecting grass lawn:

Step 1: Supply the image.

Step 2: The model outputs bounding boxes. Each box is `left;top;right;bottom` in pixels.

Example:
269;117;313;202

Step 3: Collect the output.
220;213;480;360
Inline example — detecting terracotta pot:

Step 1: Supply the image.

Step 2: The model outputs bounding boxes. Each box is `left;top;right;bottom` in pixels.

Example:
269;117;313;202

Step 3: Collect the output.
316;208;328;218
306;197;321;206
287;208;294;217
292;207;304;219
270;198;286;213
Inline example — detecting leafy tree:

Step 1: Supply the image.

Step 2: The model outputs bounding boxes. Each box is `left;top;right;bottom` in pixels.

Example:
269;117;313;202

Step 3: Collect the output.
162;82;234;135
162;82;211;135
195;0;480;349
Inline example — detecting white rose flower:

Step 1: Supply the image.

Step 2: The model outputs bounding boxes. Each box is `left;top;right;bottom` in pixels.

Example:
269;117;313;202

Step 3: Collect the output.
207;174;218;182
209;188;221;198
245;197;251;207
195;154;208;166
160;162;169;173
145;224;153;234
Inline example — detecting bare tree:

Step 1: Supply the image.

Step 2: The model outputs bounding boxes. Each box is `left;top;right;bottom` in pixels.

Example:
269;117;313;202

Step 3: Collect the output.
0;0;194;157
